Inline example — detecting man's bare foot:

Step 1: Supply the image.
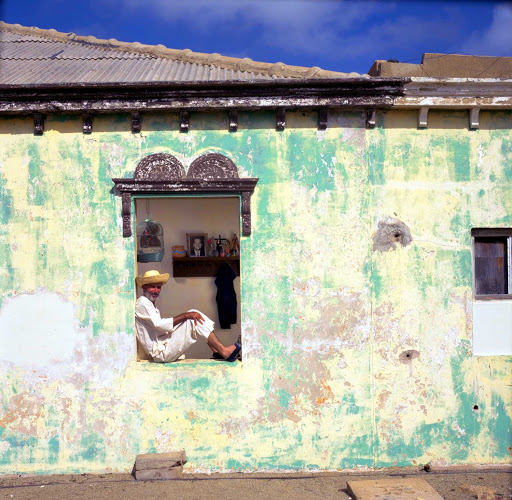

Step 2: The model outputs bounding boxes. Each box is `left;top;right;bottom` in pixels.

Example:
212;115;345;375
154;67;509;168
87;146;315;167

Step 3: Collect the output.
206;332;240;360
220;344;238;359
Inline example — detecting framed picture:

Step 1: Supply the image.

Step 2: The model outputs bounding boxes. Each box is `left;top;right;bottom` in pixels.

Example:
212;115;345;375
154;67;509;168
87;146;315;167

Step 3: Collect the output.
187;233;208;257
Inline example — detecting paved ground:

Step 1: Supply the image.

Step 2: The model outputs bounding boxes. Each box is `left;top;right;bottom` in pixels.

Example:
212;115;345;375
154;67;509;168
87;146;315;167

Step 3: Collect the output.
0;468;511;499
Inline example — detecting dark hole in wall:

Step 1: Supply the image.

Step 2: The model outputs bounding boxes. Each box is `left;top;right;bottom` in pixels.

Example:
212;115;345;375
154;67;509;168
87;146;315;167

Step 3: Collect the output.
399;349;420;364
373;217;412;252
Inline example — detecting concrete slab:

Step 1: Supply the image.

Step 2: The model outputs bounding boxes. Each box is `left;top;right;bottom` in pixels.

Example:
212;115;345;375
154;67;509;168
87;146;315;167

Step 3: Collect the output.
347;477;443;500
135;465;183;481
135;451;187;470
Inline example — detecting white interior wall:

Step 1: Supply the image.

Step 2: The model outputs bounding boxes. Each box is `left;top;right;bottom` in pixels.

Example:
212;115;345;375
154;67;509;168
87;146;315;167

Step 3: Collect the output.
135;197;241;360
473;300;512;355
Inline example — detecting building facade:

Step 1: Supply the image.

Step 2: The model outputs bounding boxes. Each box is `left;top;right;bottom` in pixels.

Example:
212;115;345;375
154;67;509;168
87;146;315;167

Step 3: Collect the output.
0;23;511;473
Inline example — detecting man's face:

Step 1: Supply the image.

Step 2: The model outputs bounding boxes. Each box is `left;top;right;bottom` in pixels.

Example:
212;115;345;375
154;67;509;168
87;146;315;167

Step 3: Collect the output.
143;283;162;303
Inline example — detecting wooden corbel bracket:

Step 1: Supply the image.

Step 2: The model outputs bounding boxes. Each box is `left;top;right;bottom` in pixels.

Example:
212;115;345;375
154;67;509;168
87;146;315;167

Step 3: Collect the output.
131;112;142;133
469;108;480;129
276;108;286;131
33;113;45;135
180;111;189;133
418;107;429;128
82;113;93;134
318;108;328;131
229;109;238;132
366;109;376;129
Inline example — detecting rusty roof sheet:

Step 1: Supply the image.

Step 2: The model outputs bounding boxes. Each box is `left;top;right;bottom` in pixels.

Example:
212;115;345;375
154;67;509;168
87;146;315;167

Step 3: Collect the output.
0;22;365;85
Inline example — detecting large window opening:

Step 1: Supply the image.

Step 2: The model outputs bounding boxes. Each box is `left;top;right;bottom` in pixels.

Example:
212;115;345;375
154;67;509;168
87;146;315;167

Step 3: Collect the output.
112;151;258;362
135;196;241;361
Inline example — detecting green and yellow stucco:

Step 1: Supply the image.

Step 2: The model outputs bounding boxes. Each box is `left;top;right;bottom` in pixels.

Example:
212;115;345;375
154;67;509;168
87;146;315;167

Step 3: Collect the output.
0;109;510;473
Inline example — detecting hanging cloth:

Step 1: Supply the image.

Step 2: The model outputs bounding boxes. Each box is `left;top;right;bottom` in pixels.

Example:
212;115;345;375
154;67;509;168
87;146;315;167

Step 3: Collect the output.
215;263;237;329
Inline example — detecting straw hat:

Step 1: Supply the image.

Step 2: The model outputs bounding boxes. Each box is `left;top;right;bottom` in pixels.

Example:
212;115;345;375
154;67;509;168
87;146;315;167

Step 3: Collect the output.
135;270;170;288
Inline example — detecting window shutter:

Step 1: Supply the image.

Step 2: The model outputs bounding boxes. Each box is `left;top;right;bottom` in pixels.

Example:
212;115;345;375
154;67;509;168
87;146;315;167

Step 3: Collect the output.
474;237;508;295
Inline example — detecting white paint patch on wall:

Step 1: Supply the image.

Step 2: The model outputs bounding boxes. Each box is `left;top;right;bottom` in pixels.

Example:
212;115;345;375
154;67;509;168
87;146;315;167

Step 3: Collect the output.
0;441;10;455
0;291;85;367
0;291;133;383
473;300;512;355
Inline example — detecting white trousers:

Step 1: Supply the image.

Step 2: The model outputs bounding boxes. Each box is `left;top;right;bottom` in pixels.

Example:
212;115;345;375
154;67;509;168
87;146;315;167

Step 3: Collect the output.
152;309;214;363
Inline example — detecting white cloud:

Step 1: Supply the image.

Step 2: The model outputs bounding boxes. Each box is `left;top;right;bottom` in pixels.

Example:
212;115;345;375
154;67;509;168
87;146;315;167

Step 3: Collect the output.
331;14;455;60
125;0;370;28
81;0;497;72
462;3;512;56
121;0;393;59
115;0;463;70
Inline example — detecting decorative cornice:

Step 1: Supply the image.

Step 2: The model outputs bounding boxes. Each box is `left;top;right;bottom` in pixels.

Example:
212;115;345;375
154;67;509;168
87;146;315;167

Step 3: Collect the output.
2;77;512;122
113;178;258;193
3;78;512;113
0;78;405;113
396;78;512;109
113;153;258;237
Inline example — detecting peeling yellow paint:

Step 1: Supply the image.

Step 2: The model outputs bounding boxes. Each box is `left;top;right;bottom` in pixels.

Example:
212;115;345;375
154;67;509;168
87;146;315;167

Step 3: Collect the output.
0;110;511;473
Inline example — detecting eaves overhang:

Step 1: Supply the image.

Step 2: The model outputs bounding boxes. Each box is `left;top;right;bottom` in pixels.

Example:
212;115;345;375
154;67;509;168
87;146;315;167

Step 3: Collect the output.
0;78;407;114
2;77;512;115
398;78;512;109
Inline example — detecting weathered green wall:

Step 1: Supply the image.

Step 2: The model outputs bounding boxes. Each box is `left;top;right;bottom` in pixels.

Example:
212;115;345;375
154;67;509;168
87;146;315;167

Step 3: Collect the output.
0;109;510;473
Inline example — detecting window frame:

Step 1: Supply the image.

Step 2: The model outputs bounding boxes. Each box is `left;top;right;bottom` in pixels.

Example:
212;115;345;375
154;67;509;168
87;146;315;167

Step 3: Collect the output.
472;228;512;300
133;194;243;362
113;152;256;364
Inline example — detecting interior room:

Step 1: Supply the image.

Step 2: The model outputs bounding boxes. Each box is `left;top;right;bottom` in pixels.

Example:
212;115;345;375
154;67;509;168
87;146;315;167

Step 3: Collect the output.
135;196;241;360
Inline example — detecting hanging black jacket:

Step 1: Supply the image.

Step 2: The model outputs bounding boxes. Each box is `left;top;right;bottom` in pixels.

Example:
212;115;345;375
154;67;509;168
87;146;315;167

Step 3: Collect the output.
215;263;237;329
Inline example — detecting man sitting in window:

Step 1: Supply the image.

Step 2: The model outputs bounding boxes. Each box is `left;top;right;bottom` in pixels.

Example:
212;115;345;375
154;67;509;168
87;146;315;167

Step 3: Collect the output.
135;270;241;362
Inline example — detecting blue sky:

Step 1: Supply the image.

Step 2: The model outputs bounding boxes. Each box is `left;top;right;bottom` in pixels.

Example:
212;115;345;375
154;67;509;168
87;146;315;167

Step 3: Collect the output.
2;0;512;74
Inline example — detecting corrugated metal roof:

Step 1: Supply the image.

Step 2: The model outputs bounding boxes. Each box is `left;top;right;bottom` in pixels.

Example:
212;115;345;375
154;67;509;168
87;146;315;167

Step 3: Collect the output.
0;59;276;84
0;22;366;85
2;39;157;60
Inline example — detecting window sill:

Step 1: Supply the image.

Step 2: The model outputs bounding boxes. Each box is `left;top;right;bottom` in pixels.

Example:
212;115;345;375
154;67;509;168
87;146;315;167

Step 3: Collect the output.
474;294;512;301
135;358;242;369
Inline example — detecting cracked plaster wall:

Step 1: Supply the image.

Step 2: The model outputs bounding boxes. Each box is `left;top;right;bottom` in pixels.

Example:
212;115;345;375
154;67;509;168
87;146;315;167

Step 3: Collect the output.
0;109;511;474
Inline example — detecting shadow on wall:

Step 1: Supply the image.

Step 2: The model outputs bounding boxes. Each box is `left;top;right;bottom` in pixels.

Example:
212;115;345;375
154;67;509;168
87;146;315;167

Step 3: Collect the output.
0;109;370;137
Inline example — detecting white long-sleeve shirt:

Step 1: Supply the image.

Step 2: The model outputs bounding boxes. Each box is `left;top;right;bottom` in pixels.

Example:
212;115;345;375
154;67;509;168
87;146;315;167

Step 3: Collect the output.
135;296;214;362
135;296;174;359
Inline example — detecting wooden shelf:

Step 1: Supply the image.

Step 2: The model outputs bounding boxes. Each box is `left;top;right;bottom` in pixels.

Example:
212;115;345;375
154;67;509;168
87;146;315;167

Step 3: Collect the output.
172;256;240;277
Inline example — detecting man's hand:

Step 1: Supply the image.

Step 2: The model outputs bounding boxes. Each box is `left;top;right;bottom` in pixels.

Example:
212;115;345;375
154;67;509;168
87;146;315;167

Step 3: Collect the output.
187;311;205;325
172;311;206;328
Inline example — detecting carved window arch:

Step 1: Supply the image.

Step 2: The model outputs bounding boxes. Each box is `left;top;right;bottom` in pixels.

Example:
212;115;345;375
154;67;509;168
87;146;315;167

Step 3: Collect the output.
112;153;258;237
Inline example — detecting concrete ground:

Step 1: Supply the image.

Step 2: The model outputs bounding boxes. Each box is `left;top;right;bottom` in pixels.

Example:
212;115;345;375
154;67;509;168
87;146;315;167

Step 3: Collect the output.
0;467;511;500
